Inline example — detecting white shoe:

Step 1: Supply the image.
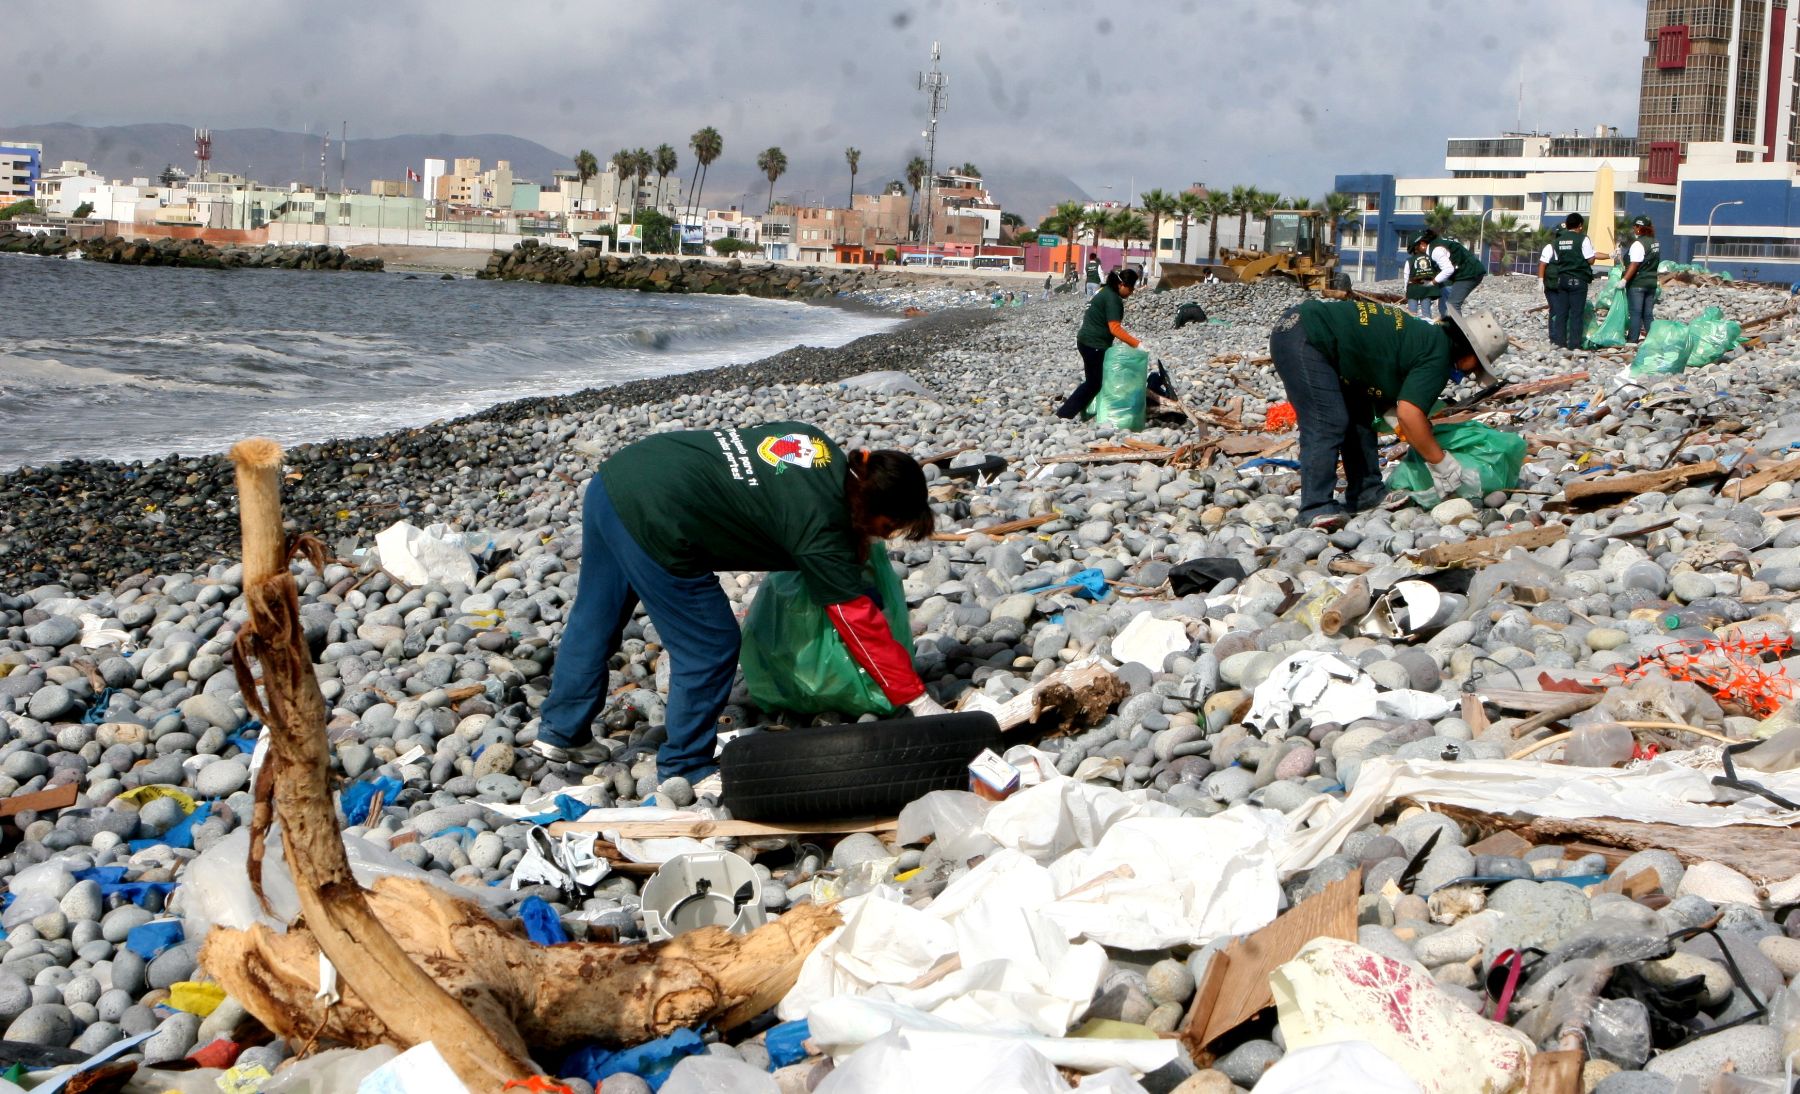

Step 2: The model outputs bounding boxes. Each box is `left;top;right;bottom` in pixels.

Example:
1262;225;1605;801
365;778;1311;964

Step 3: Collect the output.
528;738;613;765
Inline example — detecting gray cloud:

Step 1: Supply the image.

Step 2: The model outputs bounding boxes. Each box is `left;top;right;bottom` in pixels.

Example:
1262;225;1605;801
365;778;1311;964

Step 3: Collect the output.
8;0;1647;198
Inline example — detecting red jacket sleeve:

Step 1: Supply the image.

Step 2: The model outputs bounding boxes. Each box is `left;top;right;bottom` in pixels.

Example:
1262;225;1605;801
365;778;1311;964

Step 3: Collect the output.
825;595;925;706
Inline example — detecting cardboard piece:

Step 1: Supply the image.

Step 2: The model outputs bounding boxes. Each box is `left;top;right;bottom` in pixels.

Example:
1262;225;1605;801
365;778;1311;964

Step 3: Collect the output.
1524;1049;1584;1094
1178;869;1361;1060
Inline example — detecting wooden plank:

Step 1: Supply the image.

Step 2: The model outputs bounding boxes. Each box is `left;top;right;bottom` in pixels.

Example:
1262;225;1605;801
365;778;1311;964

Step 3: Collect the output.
1408;524;1567;569
1562;460;1724;510
1525;1049;1585;1094
1466;829;1534;858
1177;870;1360;1059
1726;455;1800;501
551;816;899;840
0;783;78;819
1461;693;1492;736
931;513;1056;543
1435;809;1800;886
1597;867;1662;899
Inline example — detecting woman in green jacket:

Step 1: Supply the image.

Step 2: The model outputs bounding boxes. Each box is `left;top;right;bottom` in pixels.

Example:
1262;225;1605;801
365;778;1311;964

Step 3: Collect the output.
1056;266;1143;419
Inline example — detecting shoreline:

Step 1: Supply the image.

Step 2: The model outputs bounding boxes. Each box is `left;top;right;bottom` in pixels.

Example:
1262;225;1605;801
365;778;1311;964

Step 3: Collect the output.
0;305;997;590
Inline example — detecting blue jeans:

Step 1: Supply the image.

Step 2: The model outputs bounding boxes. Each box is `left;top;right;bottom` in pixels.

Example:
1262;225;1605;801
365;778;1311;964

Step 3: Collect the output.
1407;297;1435;318
539;478;738;781
1444;276;1482;312
1545;282;1588;348
1269;307;1384;522
1626;286;1656;342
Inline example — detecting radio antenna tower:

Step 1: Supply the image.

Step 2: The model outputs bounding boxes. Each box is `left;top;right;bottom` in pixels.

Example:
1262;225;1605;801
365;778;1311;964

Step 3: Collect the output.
917;42;947;254
193;128;212;183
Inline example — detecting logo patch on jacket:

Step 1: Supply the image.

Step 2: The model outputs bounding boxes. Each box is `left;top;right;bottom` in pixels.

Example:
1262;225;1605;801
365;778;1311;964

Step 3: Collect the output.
756;433;831;471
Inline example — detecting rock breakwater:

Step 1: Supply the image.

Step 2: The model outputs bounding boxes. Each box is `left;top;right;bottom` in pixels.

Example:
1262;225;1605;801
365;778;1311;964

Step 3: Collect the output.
0;231;382;271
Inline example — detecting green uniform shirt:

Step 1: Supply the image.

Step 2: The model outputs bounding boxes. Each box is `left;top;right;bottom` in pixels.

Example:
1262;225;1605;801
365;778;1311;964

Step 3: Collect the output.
599;422;868;604
1405;253;1439;300
1546;228;1594;284
1629;236;1662;289
1077;285;1125;350
1298;298;1454;410
1436;237;1485;283
1086;261;1102;284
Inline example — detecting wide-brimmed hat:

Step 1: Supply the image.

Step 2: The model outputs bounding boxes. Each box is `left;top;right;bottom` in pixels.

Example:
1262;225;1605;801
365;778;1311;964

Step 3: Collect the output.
1445;306;1508;384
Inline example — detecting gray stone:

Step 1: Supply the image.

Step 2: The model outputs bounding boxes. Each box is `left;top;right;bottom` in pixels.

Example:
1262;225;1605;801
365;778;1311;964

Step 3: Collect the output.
1213;1038;1282;1087
27;686;77;723
193;758;249;798
5;1003;74;1047
147;941;199;989
1486;878;1591;951
25;617;81;650
142;1011;201;1063
1645;1025;1782;1080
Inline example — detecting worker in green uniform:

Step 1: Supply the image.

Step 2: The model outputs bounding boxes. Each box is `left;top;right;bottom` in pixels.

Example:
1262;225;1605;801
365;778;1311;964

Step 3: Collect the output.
1538;213;1597;349
1057;266;1145;418
1268;300;1509;530
1622;215;1662;343
532;423;944;793
1414;228;1486;311
1405;249;1440;319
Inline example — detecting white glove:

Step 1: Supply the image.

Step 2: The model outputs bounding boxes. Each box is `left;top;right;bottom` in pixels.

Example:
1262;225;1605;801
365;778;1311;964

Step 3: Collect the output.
907;694;949;718
1429;452;1483;499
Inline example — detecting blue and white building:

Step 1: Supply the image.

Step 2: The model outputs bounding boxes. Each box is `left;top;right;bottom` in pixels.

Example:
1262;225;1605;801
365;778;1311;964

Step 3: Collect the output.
0;141;43;205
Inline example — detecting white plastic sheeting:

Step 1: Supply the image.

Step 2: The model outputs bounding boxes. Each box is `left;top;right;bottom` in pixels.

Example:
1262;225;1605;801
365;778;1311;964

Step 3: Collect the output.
374;521;482;589
1252;1041;1424;1094
1277;751;1800;881
812;1029;1149;1094
780;777;1287;1072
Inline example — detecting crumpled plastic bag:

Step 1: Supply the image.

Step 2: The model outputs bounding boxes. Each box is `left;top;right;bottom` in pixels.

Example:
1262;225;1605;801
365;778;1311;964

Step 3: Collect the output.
1254;1041;1424;1094
1272;938;1532;1093
357;1041;470;1094
897;790;997;864
1082;344;1149;431
807;1003;1169;1082
1247;652;1453;736
1386;421;1526;506
374;521;480;589
1685;305;1743;369
1628;318;1694;377
662;1055;780;1094
1584;266;1629;349
509;827;610;897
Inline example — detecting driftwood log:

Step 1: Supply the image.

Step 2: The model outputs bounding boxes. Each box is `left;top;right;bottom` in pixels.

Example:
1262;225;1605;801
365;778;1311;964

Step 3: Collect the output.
199;439;841;1091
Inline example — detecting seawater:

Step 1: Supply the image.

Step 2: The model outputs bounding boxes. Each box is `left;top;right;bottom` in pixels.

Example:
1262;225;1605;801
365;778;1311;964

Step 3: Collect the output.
0;255;896;470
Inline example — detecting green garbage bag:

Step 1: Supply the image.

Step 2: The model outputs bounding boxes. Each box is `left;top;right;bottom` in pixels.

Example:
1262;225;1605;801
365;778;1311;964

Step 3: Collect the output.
1081;344;1149;430
1584;267;1629;349
739;542;912;717
1629;318;1693;377
1684;305;1743;368
1386;421;1527;505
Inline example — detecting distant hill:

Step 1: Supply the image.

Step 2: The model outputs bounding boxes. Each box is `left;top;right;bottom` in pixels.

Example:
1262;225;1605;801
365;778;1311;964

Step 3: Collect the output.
2;122;1089;222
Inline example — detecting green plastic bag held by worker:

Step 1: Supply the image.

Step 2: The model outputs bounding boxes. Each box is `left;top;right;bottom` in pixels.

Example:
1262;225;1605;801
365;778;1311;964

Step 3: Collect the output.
739;542;913;716
1584;266;1629;349
1082;344;1150;430
1629;318;1694;377
1684;305;1742;369
1386;421;1527;506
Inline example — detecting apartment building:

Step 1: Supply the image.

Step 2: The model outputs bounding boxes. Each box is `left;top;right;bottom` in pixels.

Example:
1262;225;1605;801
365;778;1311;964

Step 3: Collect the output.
1638;0;1800;181
0;141;43;203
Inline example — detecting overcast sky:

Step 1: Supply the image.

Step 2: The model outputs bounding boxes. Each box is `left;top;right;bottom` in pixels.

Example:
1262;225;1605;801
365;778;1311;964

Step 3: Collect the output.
8;0;1649;199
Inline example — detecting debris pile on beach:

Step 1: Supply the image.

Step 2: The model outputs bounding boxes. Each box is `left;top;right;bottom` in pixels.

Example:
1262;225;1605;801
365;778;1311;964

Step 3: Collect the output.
4;268;1800;1090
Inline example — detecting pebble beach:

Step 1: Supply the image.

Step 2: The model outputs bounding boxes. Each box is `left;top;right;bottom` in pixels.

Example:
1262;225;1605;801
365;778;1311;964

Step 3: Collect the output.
5;262;1800;1091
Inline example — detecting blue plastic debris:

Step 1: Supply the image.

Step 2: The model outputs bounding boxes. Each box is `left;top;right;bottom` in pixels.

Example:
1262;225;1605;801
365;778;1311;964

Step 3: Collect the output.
1242;457;1303;471
563;1027;705;1092
72;866;176;908
338;776;402;824
128;801;213;854
516;896;569;946
80;688;118;725
125;919;184;960
1025;567;1110;600
522;794;598;826
764;1019;811;1068
223;718;263;755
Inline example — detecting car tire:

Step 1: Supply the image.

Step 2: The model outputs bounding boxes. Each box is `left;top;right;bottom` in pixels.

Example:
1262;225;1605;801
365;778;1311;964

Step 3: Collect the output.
720;713;1001;821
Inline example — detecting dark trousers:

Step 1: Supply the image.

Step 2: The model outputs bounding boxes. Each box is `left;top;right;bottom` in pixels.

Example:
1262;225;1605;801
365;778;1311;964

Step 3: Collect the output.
539;478;739;780
1056;343;1108;419
1627;286;1656;342
1545;283;1587;349
1269;307;1384;522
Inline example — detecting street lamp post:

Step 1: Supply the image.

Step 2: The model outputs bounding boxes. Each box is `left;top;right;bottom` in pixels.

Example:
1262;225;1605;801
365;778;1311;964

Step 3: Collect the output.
1705;199;1744;270
1476;205;1503;272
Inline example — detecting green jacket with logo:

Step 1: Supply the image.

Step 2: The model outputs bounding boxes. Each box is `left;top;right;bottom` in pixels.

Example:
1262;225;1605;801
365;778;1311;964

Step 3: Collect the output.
1545;228;1594;284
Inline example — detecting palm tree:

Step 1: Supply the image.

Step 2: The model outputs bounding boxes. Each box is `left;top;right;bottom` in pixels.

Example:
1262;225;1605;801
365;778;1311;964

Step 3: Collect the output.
1424;203;1457;236
573;149;599;218
1109;209;1148;258
956;162;981;178
629;148;651;225
686;126;723;229
845;146;861;207
1489;212;1521;270
904;155;928;239
1227;185;1255;250
610;148;633;224
653;144;677;220
756;146;788;213
1319;191;1359;252
1175;190;1206;261
1044;200;1084;241
1202;191;1232;260
1139;188;1176;276
1084;206;1110;251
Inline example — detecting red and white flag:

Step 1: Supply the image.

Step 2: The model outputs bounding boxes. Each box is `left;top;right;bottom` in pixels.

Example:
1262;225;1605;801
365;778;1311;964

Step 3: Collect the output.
406;168;421;182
